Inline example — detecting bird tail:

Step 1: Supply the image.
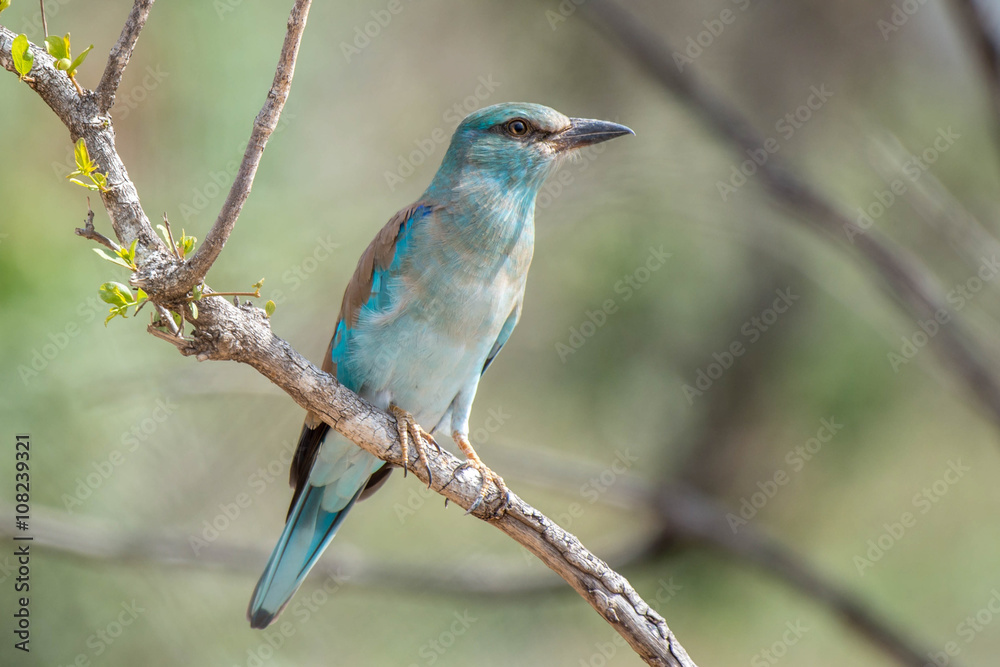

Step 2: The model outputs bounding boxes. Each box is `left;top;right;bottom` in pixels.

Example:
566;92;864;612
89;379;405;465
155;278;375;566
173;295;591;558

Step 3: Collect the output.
247;482;363;629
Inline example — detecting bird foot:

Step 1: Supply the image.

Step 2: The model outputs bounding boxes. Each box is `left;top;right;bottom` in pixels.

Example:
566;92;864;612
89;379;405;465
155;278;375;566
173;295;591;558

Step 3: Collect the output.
389;404;439;488
452;432;511;517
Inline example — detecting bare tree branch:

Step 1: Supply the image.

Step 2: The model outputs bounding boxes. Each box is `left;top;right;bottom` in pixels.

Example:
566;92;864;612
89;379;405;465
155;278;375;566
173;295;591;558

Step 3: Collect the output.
163;0;312;298
0;455;946;667
492;443;952;667
583;0;1000;435
947;0;1000;155
0;6;696;666
74;203;121;252
95;0;156;113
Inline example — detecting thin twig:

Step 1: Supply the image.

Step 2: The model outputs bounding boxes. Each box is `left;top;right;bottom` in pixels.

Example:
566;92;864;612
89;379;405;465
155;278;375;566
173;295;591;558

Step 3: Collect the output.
39;0;47;39
199;290;261;299
0;9;695;665
167;0;311;297
74;202;120;252
583;0;1000;435
146;323;186;349
95;0;155;113
153;303;179;336
161;212;179;258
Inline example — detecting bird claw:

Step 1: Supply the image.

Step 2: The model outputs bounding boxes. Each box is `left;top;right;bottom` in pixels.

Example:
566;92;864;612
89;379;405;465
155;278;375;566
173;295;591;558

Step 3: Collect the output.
389;405;435;488
452;431;510;518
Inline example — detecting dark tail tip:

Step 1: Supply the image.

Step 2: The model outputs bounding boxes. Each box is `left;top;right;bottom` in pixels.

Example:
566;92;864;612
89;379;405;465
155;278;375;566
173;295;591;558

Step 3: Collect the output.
248;606;276;630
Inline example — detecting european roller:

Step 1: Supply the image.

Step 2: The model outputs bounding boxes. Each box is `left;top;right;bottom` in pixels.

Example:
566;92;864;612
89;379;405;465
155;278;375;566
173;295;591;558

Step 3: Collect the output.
248;102;633;628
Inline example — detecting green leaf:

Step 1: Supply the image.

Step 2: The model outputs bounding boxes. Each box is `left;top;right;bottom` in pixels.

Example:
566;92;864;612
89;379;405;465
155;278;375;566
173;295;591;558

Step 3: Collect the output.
99;281;135;308
45;34;69;61
0;1;12;17
67;44;93;77
12;35;33;80
190;301;198;319
191;284;203;301
73;138;93;174
93;247;132;269
90;172;108;191
251;278;265;290
117;238;138;267
69;177;100;191
178;232;197;258
264;300;276;318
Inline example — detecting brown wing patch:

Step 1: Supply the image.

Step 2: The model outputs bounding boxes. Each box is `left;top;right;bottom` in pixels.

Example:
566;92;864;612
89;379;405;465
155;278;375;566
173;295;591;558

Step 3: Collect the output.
286;202;434;515
338;202;435;329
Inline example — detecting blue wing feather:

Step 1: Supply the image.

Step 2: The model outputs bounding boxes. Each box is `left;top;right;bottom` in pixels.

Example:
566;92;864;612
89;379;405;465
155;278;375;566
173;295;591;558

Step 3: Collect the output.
250;204;434;628
482;304;520;375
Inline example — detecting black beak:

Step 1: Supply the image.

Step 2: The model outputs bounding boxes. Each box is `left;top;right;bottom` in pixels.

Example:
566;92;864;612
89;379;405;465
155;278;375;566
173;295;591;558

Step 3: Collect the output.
550;118;634;151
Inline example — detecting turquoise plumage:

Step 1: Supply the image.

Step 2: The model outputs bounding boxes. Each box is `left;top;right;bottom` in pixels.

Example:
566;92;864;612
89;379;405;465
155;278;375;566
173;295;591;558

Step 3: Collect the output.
248;103;632;628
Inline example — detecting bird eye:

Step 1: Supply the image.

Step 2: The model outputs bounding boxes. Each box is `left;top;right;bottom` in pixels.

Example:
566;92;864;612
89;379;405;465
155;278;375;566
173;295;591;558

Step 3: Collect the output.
505;119;530;137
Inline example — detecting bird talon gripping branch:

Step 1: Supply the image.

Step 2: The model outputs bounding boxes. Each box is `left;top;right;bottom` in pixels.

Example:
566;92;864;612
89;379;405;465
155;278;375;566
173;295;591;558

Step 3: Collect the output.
389;404;435;486
248;103;632;629
453;431;510;517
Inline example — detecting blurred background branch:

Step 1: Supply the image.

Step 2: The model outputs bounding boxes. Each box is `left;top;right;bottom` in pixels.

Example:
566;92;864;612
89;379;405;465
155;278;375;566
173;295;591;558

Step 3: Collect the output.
582;0;1000;438
3;0;1000;664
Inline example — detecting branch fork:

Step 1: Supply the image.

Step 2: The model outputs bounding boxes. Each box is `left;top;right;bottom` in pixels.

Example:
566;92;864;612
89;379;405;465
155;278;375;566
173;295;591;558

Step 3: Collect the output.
1;2;694;664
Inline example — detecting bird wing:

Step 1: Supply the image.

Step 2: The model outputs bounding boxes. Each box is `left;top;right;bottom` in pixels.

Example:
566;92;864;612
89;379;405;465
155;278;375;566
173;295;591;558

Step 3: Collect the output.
481;302;521;375
288;202;437;508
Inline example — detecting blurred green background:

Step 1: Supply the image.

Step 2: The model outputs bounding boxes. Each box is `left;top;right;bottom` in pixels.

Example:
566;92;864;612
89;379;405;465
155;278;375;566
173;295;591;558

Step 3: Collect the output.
4;0;1000;665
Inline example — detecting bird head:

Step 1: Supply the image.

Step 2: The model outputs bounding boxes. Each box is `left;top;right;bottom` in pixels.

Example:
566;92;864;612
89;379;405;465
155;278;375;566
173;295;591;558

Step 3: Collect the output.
427;102;633;198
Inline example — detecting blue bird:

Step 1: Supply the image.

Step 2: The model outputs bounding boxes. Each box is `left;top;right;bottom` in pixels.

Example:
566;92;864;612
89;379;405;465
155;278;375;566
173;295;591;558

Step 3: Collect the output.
248;102;632;628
